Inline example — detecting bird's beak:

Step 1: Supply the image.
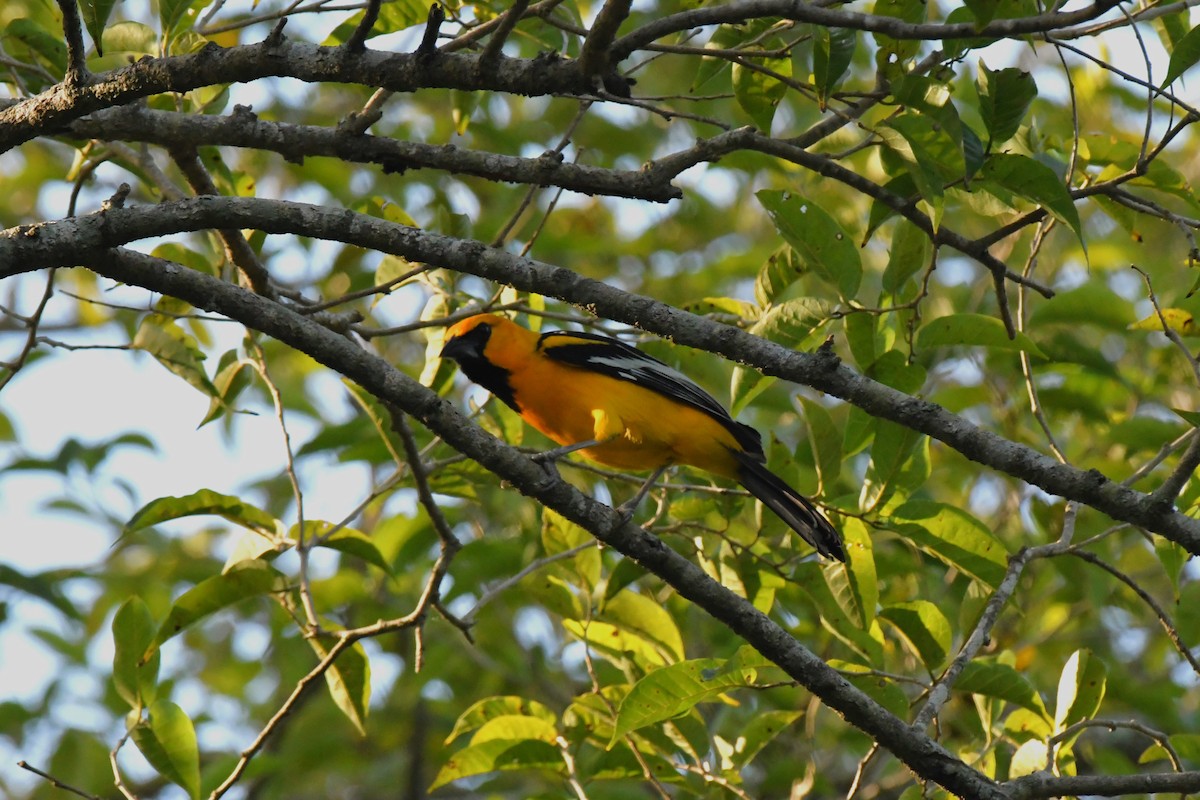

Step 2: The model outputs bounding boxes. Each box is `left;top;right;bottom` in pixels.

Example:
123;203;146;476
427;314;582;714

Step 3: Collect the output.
440;334;473;361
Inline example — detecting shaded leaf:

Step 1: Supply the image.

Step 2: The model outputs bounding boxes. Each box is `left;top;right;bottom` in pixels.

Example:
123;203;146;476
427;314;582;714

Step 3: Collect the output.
889;501;1008;588
1162;24;1200;87
80;0;120;55
813;26;857;108
976;62;1037;147
879;601;952;671
758;190;862;299
977;153;1082;243
132;314;218;398
956;660;1049;716
732;54;790;130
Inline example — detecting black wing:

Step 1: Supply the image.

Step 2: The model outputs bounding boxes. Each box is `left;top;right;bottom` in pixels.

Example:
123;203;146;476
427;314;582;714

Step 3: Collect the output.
538;329;763;457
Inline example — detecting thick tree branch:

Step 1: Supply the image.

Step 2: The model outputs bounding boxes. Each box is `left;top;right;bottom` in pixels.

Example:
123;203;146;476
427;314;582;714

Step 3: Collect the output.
1005;769;1200;799
4;197;1200;554
62;104;680;202
612;0;1125;61
64;245;1007;800
0;39;595;155
169;147;274;293
647;127;1054;300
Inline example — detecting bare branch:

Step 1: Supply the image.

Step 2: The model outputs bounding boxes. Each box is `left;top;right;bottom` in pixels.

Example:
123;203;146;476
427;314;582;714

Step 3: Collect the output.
71;245;1010;800
6;196;1200;553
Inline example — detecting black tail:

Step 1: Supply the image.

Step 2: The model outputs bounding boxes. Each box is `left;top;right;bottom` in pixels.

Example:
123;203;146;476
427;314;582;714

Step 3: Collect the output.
733;451;845;562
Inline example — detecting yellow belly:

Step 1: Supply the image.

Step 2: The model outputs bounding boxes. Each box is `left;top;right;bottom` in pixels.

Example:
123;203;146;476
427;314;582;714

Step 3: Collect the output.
509;362;741;478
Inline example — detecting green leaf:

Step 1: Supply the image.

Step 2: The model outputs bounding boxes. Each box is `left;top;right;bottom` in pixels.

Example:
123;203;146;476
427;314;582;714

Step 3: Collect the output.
879;601;952;671
732;54;791;130
827;519;877;627
601;590;685;664
308;634;372;735
1054;649;1107;732
864;173;919;244
471;714;558;744
1028;282;1136;330
955;660;1049;716
794;561;884;665
882;219;931;295
831;660;910;718
862;418;925;510
757;190;863;299
612;656;766;742
160;0;203;35
133;314;219;399
541;509;600;590
130;700;200;800
977;153;1082;243
889;501;1008;588
304;522;394;575
878;113;963;229
126;488;281;537
446;696;558;744
1162;24;1200;87
101;20;156;57
7;18;68;75
917;313;1046;358
728;710;803;767
431;738;563;791
976;62;1037;147
80;0;120;55
872;0;925;70
813;26;857;109
112;598;159;711
729;297;830;416
799;396;842;493
199;351;256;427
148;560;286;657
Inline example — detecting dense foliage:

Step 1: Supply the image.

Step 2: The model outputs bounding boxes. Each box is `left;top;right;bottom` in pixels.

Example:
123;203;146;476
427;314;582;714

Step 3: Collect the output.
3;0;1200;797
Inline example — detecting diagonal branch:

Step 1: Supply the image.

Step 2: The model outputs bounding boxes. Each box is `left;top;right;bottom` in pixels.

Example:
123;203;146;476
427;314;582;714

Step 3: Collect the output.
611;0;1124;60
54;0;92;87
4;196;1200;554
579;0;634;85
72;245;1010;800
62;105;681;202
0;39;595;155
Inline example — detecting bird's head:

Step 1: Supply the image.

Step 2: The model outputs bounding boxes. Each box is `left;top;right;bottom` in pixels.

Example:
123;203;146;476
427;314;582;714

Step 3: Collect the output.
440;314;525;410
440;314;508;363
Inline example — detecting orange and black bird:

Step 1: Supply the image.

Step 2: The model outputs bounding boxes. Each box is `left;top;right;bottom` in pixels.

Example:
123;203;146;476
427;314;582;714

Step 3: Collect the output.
440;314;844;561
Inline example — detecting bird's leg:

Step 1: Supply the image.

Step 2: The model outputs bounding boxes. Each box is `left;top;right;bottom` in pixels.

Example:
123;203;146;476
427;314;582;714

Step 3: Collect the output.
530;439;600;479
532;439;601;463
615;464;670;522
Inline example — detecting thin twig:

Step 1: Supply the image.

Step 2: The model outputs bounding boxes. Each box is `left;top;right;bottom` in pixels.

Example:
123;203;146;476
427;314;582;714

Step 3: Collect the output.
249;339;314;628
17;761;103;800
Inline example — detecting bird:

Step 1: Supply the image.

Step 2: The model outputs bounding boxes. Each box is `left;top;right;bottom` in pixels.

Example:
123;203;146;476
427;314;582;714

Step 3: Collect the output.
439;313;845;561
